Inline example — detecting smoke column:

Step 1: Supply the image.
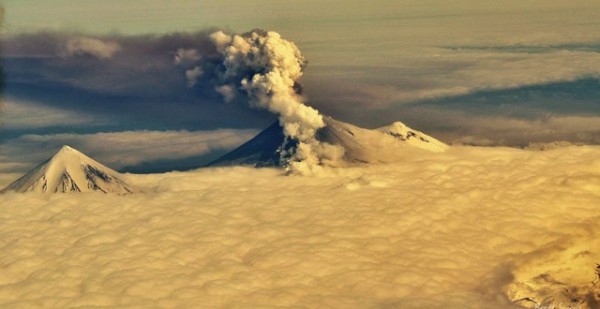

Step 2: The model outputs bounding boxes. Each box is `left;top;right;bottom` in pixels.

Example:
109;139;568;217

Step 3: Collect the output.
207;30;343;174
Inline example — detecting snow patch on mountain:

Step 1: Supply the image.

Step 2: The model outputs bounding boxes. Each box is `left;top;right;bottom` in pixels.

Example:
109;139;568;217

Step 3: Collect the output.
377;121;449;153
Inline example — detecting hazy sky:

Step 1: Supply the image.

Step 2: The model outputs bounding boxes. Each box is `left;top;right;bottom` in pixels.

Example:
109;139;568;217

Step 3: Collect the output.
1;1;599;173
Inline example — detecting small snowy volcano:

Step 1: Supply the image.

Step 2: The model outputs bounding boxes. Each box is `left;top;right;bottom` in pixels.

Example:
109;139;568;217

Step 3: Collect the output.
1;145;134;194
208;116;448;167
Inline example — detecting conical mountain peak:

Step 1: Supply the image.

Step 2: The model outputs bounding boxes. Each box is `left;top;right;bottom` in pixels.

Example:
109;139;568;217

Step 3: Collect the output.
50;145;95;163
1;146;134;194
58;145;75;153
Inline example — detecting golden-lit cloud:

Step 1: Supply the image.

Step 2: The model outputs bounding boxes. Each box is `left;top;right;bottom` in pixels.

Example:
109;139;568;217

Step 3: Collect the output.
1;145;599;307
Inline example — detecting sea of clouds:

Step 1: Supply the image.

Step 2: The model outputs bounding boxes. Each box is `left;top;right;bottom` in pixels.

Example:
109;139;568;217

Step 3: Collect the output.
1;145;599;308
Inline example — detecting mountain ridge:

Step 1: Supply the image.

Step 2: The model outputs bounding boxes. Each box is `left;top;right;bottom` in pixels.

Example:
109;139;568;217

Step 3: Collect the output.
208;116;448;167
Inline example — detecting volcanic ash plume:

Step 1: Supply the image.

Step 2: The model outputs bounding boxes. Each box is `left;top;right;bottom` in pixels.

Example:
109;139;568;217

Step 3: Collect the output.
208;30;344;175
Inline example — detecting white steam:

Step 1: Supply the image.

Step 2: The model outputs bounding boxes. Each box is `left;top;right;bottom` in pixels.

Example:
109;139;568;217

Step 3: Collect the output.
173;48;201;66
214;85;236;103
170;29;344;174
65;37;121;59
184;66;203;87
208;30;343;174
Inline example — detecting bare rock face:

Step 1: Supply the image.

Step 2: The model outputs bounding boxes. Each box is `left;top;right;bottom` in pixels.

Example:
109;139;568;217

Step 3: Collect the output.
1;145;134;194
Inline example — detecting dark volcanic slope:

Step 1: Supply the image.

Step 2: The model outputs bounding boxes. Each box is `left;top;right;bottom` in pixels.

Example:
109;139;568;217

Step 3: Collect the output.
206;121;289;167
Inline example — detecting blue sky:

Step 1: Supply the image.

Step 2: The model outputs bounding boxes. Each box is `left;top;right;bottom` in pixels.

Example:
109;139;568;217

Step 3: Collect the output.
1;1;599;174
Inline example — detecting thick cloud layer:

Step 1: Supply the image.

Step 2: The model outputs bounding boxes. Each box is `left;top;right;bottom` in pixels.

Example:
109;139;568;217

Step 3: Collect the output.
0;145;599;307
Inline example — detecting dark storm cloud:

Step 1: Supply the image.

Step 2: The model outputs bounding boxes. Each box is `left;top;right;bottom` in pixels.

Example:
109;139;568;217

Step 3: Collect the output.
2;31;216;98
0;5;5;96
0;59;5;101
2;30;307;103
1;31;276;132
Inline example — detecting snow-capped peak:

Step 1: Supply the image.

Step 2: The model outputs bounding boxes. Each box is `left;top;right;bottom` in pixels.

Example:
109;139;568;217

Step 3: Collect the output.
1;145;134;194
380;121;410;132
377;121;449;152
60;145;74;151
